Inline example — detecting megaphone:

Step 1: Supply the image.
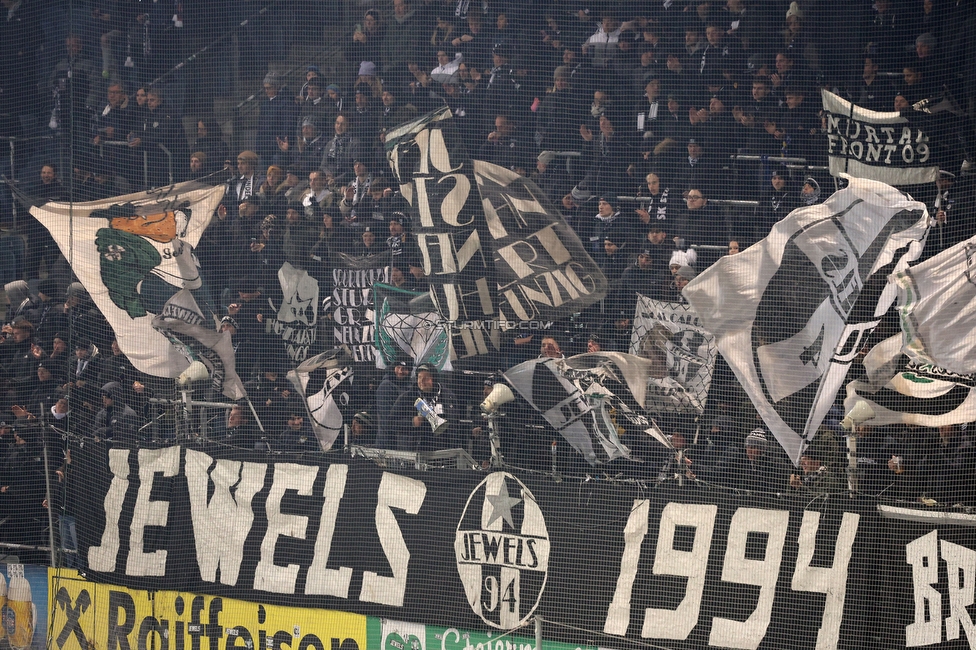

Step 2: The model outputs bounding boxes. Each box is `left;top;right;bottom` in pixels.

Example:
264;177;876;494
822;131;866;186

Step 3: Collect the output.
177;360;210;386
415;398;449;436
481;383;515;414
840;400;876;431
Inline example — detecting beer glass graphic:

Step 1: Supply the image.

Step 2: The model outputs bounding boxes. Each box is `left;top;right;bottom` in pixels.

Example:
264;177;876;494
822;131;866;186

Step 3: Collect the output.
2;567;35;650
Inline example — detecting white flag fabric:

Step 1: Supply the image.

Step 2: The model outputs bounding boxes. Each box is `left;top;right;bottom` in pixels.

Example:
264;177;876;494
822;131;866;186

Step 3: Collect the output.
31;182;225;377
286;349;356;451
629;295;718;413
372;283;453;371
822;90;939;185
845;334;976;428
683;175;928;464
152;288;247;400
269;261;320;364
893;236;976;376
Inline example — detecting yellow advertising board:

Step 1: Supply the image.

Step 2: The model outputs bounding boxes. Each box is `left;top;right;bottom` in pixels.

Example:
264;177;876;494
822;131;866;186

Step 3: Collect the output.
49;569;366;650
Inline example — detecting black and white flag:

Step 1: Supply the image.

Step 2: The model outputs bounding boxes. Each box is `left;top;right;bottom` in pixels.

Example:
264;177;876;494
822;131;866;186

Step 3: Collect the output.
683;176;928;464
268;262;319;363
286;348;356;451
844;334;976;428
503;358;630;466
152;288;247;400
894;236;976;376
822;90;939;186
385;107;606;359
629;295;717;413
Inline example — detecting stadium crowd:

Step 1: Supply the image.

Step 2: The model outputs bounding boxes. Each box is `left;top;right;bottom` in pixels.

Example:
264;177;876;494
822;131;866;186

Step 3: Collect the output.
1;0;976;558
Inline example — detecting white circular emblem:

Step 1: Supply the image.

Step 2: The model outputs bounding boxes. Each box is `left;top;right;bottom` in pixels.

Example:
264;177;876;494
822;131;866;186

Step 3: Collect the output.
455;472;549;629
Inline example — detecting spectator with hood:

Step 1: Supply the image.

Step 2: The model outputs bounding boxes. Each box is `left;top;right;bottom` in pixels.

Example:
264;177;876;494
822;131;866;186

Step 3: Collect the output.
375;356;414;449
800;176;821;206
93;381;142;443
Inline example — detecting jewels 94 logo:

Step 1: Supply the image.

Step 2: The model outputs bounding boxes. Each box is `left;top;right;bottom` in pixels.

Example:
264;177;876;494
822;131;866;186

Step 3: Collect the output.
454;473;550;629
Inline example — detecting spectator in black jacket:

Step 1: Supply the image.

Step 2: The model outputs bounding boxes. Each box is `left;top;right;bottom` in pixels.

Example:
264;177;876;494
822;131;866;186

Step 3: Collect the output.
93;381;142;443
390;363;460;452
375;357;414;449
128;87;188;188
255;73;299;166
923;424;976;506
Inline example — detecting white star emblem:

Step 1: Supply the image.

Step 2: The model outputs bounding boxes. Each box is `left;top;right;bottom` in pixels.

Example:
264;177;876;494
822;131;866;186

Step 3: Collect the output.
485;478;522;528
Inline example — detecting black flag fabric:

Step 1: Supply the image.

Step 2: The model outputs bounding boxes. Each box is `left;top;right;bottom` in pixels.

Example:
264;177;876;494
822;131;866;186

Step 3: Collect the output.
384;107;607;341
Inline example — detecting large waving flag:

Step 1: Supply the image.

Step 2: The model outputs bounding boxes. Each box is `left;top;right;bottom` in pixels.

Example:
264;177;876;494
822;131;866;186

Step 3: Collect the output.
31;181;225;378
286;348;356;451
683;175;928;464
384;107;607;361
842;237;976;427
894;236;976;376
629;295;718;414
503;358;630;466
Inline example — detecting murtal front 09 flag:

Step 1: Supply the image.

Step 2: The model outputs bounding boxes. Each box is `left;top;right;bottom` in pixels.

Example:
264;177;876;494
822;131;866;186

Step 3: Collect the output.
31;181;225;378
683;175;928;464
821;90;940;186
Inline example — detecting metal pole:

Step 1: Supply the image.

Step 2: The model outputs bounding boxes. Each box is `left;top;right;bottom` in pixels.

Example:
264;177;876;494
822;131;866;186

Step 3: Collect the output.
535;616;542;650
41;434;57;567
8;139;16;229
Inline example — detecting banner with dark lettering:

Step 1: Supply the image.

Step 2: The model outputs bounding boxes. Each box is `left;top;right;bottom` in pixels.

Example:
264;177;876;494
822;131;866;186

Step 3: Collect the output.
330;255;390;363
821;90;939;186
267;262;320;364
385;107;497;325
470;161;608;324
629;295;718;414
49;569;366;650
66;442;918;649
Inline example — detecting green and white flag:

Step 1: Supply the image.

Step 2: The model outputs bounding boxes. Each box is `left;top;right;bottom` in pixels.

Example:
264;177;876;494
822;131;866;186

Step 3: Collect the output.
372;282;452;371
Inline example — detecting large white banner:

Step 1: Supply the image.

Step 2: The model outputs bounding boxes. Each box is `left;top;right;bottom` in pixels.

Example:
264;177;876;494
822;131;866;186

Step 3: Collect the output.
894;236;976;376
32;181;225;377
